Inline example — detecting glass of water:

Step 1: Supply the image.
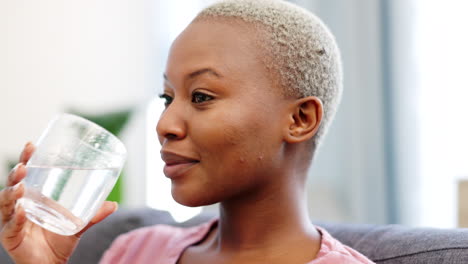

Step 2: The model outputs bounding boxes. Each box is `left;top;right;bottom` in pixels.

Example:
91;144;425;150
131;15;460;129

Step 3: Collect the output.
18;113;127;236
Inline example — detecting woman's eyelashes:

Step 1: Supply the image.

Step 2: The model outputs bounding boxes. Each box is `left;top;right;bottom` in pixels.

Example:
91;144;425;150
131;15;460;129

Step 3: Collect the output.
158;91;214;107
192;91;214;104
159;93;173;107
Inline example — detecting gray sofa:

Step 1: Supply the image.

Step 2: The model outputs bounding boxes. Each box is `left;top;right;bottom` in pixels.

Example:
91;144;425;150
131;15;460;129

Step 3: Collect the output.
1;207;468;263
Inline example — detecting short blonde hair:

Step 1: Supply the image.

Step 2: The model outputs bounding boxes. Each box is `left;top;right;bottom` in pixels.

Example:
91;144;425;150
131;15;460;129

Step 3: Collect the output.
196;0;343;150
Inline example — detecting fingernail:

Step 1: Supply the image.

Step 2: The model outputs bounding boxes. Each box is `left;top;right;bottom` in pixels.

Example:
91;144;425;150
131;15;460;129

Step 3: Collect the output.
12;163;21;171
9;164;21;182
13;182;21;191
25;142;32;148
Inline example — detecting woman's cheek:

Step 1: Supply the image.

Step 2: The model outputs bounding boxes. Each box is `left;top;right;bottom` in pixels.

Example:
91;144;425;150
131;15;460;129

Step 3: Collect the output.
191;105;264;167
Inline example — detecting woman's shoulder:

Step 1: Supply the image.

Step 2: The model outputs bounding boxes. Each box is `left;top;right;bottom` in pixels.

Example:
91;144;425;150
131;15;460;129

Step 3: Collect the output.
99;219;217;264
311;226;374;264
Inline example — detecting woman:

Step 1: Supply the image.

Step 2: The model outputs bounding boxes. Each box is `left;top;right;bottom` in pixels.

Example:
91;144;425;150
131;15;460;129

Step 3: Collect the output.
0;0;374;263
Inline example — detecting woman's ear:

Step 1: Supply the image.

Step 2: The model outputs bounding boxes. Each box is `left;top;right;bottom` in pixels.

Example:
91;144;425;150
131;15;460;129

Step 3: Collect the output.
284;96;323;144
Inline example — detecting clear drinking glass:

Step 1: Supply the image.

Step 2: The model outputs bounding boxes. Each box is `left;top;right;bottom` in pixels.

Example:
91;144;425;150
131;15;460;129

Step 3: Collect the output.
18;113;127;236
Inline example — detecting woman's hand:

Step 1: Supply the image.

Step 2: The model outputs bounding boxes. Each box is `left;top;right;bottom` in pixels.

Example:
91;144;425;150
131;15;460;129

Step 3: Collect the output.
0;142;118;264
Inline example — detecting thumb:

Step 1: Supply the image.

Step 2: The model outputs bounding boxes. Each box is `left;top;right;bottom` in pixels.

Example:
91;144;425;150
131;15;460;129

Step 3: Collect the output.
74;201;118;238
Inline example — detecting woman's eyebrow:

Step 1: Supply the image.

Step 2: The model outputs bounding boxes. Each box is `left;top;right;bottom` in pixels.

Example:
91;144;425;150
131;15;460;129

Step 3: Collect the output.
187;68;223;79
162;68;222;86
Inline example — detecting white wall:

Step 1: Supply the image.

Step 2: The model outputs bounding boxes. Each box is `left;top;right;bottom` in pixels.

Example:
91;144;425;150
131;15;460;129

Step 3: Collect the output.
0;0;157;188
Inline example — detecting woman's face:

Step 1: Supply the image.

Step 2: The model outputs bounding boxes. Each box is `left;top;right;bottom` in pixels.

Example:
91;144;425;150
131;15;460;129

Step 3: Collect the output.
157;19;291;206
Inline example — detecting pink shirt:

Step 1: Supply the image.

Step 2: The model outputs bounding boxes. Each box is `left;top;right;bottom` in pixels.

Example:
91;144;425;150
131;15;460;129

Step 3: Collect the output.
100;219;374;264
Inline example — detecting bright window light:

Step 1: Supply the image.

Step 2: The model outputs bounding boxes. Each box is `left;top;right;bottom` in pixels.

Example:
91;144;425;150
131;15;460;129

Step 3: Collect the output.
415;0;468;227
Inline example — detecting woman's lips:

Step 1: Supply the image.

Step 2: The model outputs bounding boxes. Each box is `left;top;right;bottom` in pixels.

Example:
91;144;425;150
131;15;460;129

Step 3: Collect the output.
160;150;199;179
163;161;198;179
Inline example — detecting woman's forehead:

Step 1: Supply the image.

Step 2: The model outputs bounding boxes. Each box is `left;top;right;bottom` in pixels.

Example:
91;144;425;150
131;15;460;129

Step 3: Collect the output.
165;20;263;78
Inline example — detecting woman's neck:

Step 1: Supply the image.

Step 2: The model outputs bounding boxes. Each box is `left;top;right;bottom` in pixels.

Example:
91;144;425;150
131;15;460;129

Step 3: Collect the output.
208;177;321;261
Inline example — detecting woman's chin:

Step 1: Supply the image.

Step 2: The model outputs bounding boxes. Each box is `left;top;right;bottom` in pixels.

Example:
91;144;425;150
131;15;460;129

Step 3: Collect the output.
171;186;219;207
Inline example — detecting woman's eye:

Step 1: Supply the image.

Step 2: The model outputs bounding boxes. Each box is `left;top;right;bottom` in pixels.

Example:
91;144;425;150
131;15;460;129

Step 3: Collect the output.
192;92;214;104
158;94;173;106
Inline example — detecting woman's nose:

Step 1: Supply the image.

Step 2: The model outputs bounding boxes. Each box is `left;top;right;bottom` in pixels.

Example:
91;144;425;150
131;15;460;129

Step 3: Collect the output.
156;104;187;144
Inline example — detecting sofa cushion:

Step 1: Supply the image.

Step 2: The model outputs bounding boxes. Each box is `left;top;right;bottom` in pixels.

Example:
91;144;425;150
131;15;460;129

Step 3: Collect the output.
317;222;468;264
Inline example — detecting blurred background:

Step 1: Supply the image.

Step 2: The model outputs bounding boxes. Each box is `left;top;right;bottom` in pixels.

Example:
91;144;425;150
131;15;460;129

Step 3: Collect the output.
1;0;468;228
